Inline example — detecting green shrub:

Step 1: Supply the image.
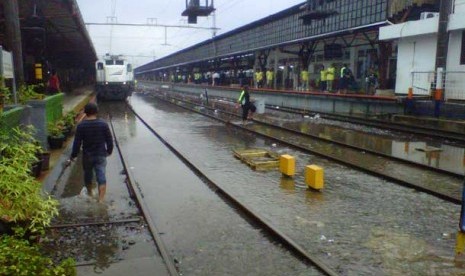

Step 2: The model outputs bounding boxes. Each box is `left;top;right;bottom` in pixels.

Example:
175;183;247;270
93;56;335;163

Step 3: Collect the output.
63;111;77;129
0;235;76;276
0;125;58;234
47;120;65;138
18;84;45;104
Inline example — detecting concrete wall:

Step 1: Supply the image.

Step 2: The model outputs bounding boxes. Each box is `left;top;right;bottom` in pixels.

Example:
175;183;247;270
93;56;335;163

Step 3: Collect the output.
446;2;465;100
396;35;437;95
445;31;465;100
455;0;465;13
141;81;403;116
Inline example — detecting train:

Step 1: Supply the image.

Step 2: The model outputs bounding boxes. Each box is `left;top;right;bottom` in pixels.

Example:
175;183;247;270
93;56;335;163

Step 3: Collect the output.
95;54;134;100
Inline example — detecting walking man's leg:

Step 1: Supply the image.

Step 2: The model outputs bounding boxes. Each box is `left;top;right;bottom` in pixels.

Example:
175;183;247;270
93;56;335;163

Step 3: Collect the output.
95;156;108;203
83;156;94;196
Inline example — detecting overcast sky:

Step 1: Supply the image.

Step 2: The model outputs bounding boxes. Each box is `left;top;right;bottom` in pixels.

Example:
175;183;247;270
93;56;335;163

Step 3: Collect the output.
75;0;305;67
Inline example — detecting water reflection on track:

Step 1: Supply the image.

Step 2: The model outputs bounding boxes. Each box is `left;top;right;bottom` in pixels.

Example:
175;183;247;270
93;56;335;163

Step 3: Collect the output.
107;100;329;275
114;94;462;275
151;91;462;204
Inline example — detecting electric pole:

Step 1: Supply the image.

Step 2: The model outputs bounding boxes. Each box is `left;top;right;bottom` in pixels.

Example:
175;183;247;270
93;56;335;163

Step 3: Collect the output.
435;0;452;71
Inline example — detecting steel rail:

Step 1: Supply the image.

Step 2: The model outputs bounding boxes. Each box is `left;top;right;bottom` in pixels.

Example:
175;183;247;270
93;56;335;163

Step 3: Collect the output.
48;218;141;229
109;115;179;276
126;102;340;276
167;93;464;178
151;93;461;205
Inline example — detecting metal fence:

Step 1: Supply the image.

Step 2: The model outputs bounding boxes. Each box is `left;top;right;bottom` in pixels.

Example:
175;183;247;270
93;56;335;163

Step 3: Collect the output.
411;71;465;101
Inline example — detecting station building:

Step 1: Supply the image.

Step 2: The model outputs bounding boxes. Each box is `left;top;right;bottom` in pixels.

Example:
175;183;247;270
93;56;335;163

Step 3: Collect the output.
136;0;440;95
381;0;465;100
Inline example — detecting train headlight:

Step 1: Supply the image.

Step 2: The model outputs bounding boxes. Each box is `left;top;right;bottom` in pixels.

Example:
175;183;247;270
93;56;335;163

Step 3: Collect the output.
123;82;126;85
105;82;108;85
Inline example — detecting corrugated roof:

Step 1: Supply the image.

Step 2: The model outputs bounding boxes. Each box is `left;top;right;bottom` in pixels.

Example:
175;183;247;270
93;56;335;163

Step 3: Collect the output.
0;0;96;68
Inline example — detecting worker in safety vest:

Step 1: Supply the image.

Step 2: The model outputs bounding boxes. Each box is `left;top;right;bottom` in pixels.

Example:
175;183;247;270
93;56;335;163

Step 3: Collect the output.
194;72;201;84
338;64;350;93
326;64;336;92
266;69;274;89
301;69;309;91
236;85;252;125
255;69;264;88
319;65;327;92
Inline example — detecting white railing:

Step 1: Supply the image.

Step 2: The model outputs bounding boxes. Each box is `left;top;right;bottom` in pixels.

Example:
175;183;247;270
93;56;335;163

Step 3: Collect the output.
411;70;465;100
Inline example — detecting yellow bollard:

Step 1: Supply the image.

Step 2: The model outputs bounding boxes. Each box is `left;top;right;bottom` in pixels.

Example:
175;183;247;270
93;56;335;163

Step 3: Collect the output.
305;165;324;191
456;231;465;255
280;154;295;177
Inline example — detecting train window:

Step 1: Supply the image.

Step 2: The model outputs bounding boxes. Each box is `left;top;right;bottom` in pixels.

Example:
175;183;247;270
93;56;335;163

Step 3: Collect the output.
127;64;133;72
105;60;113;65
97;62;104;70
116;60;124;65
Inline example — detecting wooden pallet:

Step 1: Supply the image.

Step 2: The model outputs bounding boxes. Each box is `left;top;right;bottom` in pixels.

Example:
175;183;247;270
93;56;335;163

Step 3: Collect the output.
233;148;280;170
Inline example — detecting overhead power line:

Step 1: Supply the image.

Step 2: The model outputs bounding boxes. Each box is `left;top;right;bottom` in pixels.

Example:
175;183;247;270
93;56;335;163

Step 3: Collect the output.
85;22;220;31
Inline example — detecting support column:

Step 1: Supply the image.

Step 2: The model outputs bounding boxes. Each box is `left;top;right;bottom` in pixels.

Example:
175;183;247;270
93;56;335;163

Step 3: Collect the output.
4;0;24;84
274;49;279;89
378;41;392;89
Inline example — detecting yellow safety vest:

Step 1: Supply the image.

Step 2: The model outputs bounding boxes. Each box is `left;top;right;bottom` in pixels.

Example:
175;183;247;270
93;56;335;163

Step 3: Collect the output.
320;69;327;81
340;67;346;78
326;67;335;81
301;70;309;81
266;71;274;81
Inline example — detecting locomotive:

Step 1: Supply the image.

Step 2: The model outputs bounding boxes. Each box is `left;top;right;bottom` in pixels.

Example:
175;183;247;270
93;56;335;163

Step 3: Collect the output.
95;54;134;100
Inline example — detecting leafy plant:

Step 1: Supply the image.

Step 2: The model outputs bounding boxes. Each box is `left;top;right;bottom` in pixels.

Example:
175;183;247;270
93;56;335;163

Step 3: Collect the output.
47;120;65;138
63;111;77;129
0;235;76;276
0;125;58;234
18;84;45;104
0;76;11;105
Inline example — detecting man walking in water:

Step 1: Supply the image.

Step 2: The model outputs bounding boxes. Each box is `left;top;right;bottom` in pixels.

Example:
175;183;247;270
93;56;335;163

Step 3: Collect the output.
68;102;113;203
237;85;252;125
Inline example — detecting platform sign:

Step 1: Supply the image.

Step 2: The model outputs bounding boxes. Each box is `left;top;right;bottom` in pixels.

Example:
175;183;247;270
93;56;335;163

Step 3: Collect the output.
0;46;14;79
0;46;17;104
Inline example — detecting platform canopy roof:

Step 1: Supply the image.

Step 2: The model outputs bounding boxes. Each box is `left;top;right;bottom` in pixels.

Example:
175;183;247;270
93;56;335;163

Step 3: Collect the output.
0;0;96;68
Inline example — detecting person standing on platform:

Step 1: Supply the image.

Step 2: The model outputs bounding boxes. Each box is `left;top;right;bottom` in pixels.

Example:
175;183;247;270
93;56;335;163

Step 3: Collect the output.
326;64;336;92
255;69;264;88
236;85;251;125
319;65;327;92
238;69;245;86
338;64;349;94
212;71;220;86
68;103;113;203
47;69;61;94
266;68;274;89
301;69;309;91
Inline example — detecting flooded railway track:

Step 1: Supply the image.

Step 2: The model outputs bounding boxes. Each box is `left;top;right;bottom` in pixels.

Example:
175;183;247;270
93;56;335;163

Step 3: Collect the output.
172;94;462;178
146;92;462;205
109;115;179;275
265;105;465;144
118;102;339;275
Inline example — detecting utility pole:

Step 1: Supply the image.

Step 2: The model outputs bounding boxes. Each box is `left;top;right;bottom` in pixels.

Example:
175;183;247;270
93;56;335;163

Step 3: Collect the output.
433;0;452;117
435;0;452;71
4;0;24;84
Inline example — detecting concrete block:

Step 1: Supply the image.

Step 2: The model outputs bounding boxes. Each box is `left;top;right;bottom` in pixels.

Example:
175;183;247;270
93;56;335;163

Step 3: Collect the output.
280;154;295;177
305;165;324;190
